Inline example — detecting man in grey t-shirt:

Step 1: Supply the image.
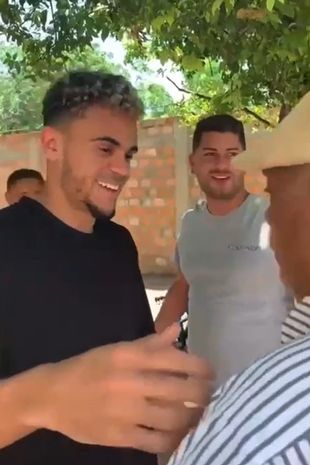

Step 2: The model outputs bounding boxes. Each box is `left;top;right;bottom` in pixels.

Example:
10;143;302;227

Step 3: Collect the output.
156;114;290;386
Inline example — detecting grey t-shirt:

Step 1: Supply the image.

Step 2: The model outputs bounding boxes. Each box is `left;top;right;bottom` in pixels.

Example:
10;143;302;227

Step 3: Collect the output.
177;195;290;386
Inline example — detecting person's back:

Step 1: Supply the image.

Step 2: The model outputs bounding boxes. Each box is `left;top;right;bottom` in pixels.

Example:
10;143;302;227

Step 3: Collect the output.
179;194;288;385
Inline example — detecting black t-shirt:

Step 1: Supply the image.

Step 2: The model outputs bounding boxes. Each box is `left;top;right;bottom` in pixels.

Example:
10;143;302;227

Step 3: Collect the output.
0;198;157;465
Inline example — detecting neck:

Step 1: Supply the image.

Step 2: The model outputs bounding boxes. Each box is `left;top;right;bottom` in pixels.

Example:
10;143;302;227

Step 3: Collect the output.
206;190;249;216
39;185;95;233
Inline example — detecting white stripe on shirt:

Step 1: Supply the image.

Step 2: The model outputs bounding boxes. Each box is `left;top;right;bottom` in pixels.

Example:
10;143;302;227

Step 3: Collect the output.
282;298;310;344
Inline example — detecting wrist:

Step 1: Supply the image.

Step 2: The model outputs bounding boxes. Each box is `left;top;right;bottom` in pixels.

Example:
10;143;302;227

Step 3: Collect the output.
0;363;56;432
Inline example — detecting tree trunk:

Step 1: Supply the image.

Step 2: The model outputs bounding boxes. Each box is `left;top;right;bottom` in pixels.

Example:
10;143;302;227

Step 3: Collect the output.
279;104;291;122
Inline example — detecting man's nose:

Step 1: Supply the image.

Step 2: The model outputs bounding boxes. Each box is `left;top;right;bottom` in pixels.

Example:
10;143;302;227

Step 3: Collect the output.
109;152;130;179
214;154;231;171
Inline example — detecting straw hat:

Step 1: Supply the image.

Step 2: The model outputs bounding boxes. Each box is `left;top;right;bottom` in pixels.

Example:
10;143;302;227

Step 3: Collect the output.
233;92;310;173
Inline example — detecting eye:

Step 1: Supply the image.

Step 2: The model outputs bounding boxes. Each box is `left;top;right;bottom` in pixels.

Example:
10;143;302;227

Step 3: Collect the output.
203;152;216;158
99;146;112;155
228;152;239;158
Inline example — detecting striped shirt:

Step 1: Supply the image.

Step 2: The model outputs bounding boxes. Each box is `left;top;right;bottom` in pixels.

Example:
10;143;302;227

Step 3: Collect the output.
282;298;310;344
169;335;310;465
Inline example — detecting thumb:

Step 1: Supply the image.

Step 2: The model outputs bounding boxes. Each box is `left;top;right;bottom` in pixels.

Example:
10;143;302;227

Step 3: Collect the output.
142;323;180;350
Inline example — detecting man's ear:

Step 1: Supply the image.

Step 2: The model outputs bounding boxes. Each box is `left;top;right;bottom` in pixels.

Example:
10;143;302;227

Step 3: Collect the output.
41;127;63;162
5;191;10;205
189;153;195;174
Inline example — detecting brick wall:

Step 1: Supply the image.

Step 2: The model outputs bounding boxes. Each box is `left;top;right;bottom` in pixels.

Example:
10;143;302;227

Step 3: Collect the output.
114;119;177;274
0;121;265;274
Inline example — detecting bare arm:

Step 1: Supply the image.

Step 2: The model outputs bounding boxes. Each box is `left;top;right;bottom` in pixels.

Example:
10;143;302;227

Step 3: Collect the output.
0;364;51;448
155;272;189;334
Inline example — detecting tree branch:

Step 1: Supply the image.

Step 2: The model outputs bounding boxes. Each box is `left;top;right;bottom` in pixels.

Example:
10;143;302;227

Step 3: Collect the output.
166;75;274;127
242;107;274;127
166;75;211;100
49;0;58;42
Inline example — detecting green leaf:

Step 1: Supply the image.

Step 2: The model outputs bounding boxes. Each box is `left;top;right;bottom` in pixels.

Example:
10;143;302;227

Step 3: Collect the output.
158;49;173;65
266;0;276;12
165;7;178;26
182;55;204;71
212;0;225;15
151;16;166;31
224;0;235;14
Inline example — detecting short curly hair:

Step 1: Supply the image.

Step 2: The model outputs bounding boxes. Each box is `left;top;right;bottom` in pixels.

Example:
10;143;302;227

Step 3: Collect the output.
42;70;144;126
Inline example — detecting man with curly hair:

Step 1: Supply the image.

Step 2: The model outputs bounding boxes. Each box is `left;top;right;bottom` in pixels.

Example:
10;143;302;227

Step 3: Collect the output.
0;71;212;465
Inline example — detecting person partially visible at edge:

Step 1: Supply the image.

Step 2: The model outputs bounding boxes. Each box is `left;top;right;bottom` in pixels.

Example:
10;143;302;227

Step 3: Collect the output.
0;71;213;465
168;91;310;465
5;168;44;205
155;114;291;387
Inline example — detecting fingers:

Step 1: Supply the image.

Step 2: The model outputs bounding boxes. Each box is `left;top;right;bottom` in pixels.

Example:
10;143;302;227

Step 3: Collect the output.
104;372;213;408
141;373;213;407
138;400;203;432
110;325;214;381
126;425;188;454
138;324;181;349
145;347;215;380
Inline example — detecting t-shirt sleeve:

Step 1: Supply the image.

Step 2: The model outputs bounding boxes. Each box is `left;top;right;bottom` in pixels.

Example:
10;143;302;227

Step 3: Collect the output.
0;311;10;379
174;244;180;269
0;235;10;378
174;211;188;272
123;229;155;338
0;332;9;379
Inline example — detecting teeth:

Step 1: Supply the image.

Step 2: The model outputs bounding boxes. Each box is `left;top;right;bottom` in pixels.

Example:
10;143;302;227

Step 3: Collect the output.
213;176;229;179
98;181;119;191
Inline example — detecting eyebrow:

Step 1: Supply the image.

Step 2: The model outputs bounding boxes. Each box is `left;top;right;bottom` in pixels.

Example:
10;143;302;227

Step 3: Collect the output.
202;147;240;151
91;136;120;146
91;136;138;153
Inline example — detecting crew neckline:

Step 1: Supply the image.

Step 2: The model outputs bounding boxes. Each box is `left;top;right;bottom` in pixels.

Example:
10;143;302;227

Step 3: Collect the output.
19;197;101;237
199;193;253;221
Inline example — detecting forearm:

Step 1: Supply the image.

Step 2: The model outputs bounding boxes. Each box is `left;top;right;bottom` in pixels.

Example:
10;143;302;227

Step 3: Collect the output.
155;280;188;333
0;364;52;448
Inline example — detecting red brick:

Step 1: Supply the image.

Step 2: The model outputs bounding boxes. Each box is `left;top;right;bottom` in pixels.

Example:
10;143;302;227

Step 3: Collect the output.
153;198;165;207
139;159;151;169
141;148;157;157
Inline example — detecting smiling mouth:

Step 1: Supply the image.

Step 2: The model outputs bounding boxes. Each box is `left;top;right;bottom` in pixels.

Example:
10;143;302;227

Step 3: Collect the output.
211;175;231;181
97;181;120;192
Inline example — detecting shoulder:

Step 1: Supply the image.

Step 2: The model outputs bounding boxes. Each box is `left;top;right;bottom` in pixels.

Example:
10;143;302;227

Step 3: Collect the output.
171;336;310;465
96;220;138;255
0;201;30;236
180;201;206;227
247;194;270;213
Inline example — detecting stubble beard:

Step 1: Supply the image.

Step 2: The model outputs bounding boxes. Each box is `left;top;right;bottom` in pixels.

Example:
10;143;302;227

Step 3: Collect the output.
85;201;115;220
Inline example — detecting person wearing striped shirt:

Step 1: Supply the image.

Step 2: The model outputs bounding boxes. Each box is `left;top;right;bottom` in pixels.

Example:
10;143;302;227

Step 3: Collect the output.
282;297;310;344
168;90;310;465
